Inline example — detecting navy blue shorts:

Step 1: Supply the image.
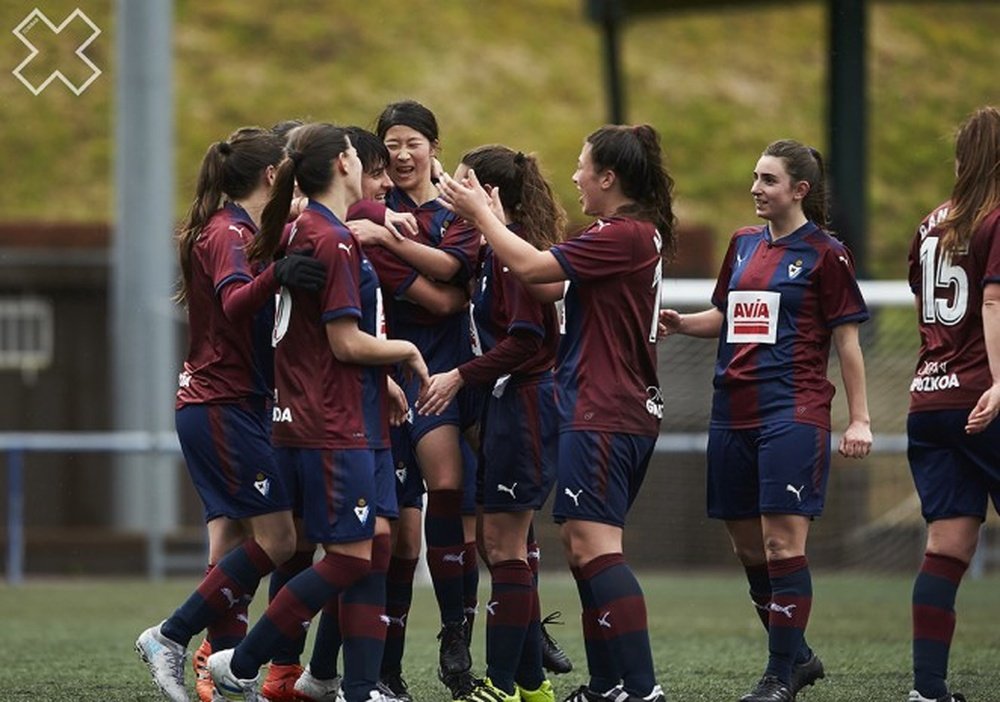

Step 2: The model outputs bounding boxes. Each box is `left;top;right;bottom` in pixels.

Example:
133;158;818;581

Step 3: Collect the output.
176;402;291;522
706;422;831;520
374;448;399;520
480;375;557;512
391;425;425;510
275;446;378;544
908;410;1000;522
551;430;656;527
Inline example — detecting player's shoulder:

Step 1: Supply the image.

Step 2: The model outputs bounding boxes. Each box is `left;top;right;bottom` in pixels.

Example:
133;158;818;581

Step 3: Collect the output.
731;224;765;241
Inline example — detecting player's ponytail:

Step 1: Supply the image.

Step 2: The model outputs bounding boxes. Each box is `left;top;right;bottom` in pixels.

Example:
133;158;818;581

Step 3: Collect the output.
587;124;677;259
176;127;283;304
461;144;566;251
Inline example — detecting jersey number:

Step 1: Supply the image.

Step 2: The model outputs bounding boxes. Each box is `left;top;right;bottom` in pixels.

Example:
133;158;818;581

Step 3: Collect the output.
919;236;968;326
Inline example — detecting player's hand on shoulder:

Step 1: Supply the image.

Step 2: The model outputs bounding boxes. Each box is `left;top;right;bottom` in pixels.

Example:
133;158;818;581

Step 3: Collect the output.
384;210;418;240
347;219;393;247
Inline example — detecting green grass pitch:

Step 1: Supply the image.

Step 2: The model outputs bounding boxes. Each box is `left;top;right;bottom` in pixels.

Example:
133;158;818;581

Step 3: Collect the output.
1;571;997;701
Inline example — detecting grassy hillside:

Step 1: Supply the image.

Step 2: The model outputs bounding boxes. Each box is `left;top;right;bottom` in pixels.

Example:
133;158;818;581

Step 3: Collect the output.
1;0;997;277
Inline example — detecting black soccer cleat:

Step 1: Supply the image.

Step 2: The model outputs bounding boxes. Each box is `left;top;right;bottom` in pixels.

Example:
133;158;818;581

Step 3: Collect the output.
378;670;413;702
540;611;574;674
740;675;794;702
790;652;825;694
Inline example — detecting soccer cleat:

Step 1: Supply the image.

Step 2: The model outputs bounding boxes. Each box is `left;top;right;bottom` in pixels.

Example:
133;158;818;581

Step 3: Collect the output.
540;612;573;675
294;665;342;701
516;679;554;702
438;620;475;698
562;686;630;702
192;639;216;702
261;662;304;701
624;685;665;702
456;678;519;702
207;648;261;701
790;653;825;694
136;621;190;702
739;675;794;702
907;692;967;702
377;671;412;702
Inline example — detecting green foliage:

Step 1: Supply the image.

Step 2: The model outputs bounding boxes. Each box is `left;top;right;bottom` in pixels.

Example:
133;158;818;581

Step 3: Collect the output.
1;572;998;700
1;1;997;278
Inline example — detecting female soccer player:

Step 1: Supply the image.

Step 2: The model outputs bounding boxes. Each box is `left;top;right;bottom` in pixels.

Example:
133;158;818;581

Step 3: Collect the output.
363;100;484;699
135;127;327;702
205;123;428;702
421;145;565;702
905;106;1000;702
440;124;674;702
660;139;872;702
291;125;468;702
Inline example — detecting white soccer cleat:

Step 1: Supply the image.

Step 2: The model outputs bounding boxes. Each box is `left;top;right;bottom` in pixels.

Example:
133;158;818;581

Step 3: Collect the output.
135;621;190;702
206;648;260;701
293;665;342;701
907;691;966;702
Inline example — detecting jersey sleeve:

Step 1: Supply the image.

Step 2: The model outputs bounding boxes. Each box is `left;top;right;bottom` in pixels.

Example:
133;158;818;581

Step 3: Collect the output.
439;219;482;284
499;265;546;339
365;245;419;299
347;199;387;225
201;219;254;293
818;242;869;327
312;228;362;323
550;219;642;284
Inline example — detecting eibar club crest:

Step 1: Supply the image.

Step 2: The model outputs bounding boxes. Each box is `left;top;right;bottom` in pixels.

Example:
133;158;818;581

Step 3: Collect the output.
354;498;370;524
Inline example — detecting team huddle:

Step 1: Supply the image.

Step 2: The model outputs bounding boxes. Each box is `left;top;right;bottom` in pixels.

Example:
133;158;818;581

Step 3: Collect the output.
135;101;1000;702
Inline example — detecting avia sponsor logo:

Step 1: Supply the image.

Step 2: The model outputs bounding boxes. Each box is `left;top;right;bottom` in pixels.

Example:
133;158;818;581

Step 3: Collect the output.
726;290;780;344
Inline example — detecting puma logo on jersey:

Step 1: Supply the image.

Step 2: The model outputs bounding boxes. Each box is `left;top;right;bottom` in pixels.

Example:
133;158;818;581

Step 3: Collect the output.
486;601;499;616
598;611;611;628
442;551;465;566
338;242;353;254
564;488;583;507
838;255;849;265
595;219;609;231
496;482;517;499
786;484;805;502
769;602;797;619
736;253;746;266
228;225;246;239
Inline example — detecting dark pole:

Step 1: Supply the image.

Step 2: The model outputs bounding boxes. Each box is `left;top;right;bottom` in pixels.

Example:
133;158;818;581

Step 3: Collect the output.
827;0;867;274
602;9;626;124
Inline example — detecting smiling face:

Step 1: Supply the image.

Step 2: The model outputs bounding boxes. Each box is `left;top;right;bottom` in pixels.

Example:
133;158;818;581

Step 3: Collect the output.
361;162;392;202
750;154;806;222
383;125;436;196
572;141;607;217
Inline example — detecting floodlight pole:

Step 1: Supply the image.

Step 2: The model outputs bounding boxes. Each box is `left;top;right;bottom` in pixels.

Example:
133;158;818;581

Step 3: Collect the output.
111;0;178;577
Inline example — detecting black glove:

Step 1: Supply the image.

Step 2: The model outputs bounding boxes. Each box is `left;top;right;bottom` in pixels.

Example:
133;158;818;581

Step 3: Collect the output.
273;253;326;291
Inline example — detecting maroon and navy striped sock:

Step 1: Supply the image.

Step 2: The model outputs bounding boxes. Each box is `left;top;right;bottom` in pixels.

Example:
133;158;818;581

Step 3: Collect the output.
913;552;967;699
381;555;418;675
162;539;274;648
484;559;534;694
425;489;466;624
268;549;315;665
229;551;370;680
744;562;813;665
515;580;545;691
307;599;341;680
463;541;480;637
765;555;812;684
339;534;391;702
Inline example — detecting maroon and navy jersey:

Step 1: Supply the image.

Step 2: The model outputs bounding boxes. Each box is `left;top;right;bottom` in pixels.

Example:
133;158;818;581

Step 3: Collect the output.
177;203;273;407
467;242;559;379
364;187;480;373
271;201;390;450
908;203;1000;412
709;222;869;430
550;216;663;437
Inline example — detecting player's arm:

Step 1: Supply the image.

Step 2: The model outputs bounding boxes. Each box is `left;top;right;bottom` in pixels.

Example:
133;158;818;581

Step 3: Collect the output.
438;170;565;284
325;317;429;387
658;307;723;339
966;282;1000;434
832;322;872;458
402;276;469;317
527;281;566;303
381;236;463;282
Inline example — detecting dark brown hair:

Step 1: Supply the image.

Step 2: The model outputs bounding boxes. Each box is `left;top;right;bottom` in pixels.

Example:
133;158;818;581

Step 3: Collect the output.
587;124;677;259
176;127;283;304
762;139;829;229
939;106;1000;255
460;145;566;251
247;122;351;263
